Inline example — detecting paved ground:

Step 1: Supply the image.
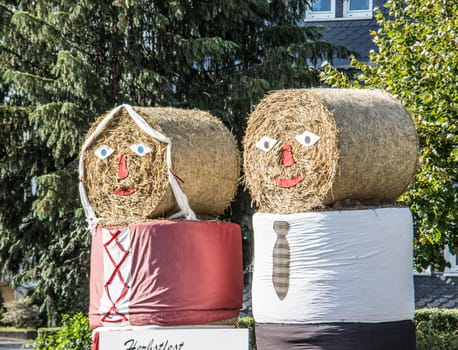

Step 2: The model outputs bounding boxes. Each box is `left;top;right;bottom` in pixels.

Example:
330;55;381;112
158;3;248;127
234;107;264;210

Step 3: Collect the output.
0;338;28;350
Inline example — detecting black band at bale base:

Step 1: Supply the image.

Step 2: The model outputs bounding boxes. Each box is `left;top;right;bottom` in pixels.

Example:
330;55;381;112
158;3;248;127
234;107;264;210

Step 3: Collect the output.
255;321;416;350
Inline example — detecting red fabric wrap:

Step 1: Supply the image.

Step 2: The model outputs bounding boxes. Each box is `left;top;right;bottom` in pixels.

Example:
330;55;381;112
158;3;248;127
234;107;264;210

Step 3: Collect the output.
89;220;243;328
91;330;99;350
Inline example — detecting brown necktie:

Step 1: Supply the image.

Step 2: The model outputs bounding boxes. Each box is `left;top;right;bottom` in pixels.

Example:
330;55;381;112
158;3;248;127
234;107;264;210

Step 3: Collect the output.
272;221;290;300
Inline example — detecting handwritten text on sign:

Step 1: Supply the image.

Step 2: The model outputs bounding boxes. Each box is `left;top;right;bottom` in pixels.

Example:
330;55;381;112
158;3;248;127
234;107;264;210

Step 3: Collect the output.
95;326;249;350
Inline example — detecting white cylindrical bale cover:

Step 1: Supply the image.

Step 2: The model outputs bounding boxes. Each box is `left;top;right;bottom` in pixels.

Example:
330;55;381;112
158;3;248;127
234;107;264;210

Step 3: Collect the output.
251;208;415;324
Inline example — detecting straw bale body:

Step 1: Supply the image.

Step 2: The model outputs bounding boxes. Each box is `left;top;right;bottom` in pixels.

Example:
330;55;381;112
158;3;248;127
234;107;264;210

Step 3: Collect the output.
82;107;240;226
243;88;418;213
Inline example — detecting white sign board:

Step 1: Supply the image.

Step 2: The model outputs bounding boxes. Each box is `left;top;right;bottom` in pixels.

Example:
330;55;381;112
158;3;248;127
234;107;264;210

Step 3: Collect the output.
93;326;249;350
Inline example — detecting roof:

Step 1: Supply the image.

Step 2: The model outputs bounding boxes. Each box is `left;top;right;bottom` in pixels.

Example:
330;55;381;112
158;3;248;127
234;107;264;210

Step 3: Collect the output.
303;0;388;65
415;275;458;309
318;20;378;61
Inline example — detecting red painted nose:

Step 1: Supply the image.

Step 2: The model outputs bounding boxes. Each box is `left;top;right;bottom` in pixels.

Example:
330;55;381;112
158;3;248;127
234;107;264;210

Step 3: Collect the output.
281;144;295;167
117;154;128;179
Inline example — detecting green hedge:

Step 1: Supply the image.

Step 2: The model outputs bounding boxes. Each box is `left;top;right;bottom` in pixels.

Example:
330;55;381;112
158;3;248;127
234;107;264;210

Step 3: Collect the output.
36;327;60;338
30;310;458;350
236;317;256;350
32;313;91;350
415;308;458;350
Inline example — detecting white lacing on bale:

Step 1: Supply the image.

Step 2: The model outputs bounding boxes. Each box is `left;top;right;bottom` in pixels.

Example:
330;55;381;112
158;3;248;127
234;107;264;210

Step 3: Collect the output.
101;227;131;324
79;104;197;233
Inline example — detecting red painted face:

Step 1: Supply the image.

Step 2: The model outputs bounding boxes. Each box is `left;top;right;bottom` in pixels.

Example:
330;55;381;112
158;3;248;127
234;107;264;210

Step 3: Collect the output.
111;154;136;195
274;144;305;188
243;91;339;214
255;130;320;189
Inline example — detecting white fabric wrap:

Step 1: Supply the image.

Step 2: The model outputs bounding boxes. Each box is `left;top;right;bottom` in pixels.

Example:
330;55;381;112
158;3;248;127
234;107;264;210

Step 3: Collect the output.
251;208;415;324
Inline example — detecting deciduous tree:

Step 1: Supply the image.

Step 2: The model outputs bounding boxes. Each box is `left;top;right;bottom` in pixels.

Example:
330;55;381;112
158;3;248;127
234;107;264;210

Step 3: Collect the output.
322;0;457;271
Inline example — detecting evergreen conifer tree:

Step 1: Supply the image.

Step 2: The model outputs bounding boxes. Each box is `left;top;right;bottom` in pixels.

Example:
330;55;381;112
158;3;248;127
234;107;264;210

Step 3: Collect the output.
0;0;346;325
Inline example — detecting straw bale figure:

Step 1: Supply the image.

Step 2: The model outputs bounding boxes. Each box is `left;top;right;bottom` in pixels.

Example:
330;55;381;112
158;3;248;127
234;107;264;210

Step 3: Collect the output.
244;88;418;350
243;88;418;213
81;105;240;227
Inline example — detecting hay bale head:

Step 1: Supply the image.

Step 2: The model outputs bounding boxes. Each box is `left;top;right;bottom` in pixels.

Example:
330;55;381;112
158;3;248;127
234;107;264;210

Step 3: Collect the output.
243;88;418;213
82;106;240;226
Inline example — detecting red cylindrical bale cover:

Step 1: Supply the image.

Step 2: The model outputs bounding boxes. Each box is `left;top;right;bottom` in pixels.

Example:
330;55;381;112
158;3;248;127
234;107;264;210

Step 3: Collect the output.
89;220;243;328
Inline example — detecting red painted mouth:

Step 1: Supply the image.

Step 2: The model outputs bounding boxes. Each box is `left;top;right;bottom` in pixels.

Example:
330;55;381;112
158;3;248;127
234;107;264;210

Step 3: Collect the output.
274;175;305;188
111;188;136;196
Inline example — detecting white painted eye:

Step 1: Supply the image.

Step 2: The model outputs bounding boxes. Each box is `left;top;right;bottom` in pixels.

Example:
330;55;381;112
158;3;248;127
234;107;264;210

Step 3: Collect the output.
255;136;278;152
295;131;320;148
129;142;151;157
94;145;114;160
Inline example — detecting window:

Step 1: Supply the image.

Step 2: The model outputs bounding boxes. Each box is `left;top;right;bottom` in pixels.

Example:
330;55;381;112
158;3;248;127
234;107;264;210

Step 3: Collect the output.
306;0;373;21
444;246;458;276
311;0;332;11
343;0;373;19
349;0;370;11
414;245;458;276
306;0;335;20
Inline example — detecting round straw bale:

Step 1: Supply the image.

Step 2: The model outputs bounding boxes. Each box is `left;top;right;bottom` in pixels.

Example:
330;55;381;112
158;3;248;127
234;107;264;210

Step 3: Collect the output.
82;107;240;226
243;88;418;213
